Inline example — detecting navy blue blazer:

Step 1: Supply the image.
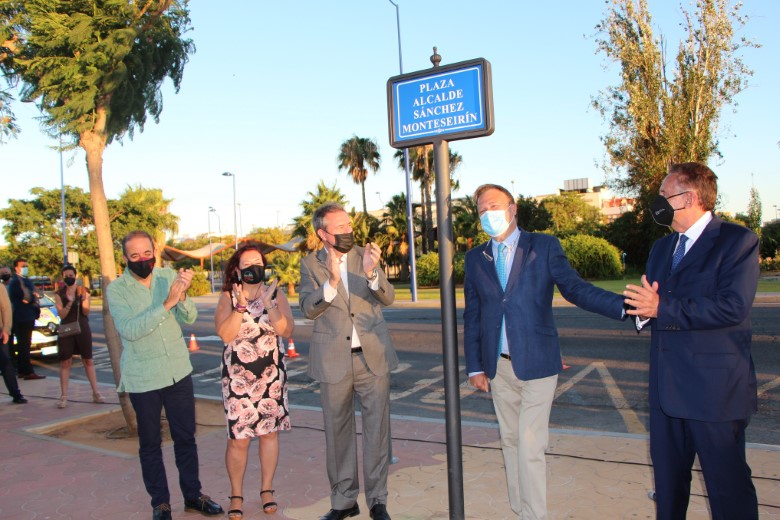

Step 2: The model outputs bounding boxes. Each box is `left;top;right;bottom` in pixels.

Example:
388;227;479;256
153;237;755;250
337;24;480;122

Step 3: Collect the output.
644;216;759;421
463;230;625;381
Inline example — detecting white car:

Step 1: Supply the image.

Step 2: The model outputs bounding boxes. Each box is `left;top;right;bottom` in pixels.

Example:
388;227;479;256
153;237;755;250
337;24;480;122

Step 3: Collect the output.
13;294;60;357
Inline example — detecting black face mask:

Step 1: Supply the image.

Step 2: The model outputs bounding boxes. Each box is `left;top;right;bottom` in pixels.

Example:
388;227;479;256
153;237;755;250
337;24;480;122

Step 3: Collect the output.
330;232;355;254
127;257;156;279
649;195;675;227
0;273;10;283
239;265;265;285
63;277;76;287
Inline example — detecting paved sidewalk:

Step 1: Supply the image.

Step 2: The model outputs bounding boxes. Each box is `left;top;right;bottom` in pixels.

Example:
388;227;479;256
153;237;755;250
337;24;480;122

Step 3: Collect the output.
1;376;778;519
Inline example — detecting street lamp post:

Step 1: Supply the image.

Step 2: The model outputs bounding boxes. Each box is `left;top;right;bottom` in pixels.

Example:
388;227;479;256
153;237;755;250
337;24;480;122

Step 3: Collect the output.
207;207;216;293
222;172;238;249
774;204;778;220
210;207;223;273
387;0;418;302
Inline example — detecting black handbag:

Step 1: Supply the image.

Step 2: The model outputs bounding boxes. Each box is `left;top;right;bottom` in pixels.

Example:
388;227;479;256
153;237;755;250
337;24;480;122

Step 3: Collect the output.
58;299;82;338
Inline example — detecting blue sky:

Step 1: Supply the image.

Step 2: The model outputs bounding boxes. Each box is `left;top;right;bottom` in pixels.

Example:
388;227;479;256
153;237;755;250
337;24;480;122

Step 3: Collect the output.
3;0;779;241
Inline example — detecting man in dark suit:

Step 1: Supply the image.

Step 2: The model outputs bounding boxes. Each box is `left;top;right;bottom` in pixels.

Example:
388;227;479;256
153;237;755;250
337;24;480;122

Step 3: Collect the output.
7;258;46;380
464;184;626;519
299;202;397;520
623;162;759;520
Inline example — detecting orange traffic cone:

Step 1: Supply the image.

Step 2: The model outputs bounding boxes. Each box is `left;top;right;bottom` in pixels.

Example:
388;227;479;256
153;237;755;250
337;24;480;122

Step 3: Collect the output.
188;334;200;352
286;338;300;358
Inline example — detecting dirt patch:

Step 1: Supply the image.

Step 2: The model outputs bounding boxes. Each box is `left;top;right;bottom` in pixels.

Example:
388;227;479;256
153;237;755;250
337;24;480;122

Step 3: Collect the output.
37;398;227;456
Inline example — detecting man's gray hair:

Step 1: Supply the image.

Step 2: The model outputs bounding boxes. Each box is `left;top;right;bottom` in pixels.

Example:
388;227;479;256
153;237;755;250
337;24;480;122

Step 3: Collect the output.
312;202;346;233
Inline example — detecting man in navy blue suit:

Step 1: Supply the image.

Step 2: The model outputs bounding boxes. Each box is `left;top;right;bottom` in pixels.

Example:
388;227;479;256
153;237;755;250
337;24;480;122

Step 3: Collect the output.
624;162;759;520
463;184;627;519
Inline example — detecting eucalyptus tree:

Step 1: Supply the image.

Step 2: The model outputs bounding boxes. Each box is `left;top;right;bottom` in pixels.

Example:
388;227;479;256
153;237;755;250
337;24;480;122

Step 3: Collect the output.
337;135;380;215
1;0;194;430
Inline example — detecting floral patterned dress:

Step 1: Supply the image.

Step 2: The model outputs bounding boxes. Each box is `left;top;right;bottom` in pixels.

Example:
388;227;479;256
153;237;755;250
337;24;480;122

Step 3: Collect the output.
222;296;290;439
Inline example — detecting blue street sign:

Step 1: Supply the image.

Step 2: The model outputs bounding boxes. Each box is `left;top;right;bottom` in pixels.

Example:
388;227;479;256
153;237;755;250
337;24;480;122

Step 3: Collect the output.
387;58;494;148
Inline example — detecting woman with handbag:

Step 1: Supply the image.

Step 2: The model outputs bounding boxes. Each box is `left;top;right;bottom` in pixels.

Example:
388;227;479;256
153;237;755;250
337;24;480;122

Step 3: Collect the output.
54;264;104;409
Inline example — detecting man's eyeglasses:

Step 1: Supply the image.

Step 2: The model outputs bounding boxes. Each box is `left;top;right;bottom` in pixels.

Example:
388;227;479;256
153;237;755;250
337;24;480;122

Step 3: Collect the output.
664;191;689;201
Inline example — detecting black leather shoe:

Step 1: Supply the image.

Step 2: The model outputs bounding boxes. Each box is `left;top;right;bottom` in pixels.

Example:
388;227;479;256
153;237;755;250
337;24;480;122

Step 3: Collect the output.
184;495;223;516
152;503;172;520
369;503;391;520
319;504;360;520
12;395;27;404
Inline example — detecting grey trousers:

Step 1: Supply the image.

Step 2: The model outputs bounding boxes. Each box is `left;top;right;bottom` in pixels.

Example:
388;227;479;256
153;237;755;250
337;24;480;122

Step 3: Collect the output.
319;352;390;509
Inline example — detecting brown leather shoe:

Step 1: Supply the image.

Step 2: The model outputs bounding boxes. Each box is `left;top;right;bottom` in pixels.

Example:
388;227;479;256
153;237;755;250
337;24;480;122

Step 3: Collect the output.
23;373;46;380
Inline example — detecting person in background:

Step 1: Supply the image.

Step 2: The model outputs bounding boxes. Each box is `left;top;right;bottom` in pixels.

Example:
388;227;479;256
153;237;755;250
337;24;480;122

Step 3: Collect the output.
299;202;396;520
463;184;628;520
0;274;26;404
53;264;104;408
107;230;223;520
624;162;759;520
0;266;11;286
214;244;294;519
7;258;46;380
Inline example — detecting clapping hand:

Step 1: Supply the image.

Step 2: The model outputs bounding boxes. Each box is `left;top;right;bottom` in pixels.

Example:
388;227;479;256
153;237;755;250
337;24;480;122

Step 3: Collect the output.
363;242;381;275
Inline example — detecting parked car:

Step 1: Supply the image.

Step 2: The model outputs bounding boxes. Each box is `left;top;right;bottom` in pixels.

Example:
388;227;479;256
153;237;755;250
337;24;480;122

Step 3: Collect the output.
29;275;55;292
13;294;60;357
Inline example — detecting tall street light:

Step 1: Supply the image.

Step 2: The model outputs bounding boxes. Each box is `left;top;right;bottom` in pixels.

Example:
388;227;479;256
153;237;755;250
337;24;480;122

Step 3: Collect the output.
388;0;418;302
222;172;238;249
207;207;216;293
59;133;68;266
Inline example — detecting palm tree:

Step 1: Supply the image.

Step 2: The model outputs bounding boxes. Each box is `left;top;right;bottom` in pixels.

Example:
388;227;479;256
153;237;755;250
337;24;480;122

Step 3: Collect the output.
337;135;380;215
452;195;480;251
378;193;410;279
394;147;463;253
272;253;301;296
292;181;348;252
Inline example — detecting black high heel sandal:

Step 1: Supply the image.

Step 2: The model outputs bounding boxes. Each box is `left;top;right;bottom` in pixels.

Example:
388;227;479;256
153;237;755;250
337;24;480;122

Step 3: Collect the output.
227;495;243;519
260;489;277;514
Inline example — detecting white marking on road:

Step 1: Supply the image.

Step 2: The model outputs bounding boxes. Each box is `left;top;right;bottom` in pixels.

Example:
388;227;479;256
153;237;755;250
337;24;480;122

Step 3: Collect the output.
758;376;780;397
390;365;444;400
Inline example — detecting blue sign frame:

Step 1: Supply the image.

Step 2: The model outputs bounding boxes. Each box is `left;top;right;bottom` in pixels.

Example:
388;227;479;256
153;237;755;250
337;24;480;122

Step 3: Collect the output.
387;58;494;148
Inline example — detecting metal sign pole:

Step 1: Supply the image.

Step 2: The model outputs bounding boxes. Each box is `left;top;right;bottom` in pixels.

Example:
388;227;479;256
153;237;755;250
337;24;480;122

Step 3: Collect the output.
433;137;465;519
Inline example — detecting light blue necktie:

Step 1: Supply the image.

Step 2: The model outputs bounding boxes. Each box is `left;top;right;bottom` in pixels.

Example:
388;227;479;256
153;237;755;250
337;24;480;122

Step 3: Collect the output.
497;243;509;357
496;243;509;289
671;234;688;271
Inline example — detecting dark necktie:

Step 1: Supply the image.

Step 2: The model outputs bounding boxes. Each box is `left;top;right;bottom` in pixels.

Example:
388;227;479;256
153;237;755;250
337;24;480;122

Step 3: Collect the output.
671;234;688;271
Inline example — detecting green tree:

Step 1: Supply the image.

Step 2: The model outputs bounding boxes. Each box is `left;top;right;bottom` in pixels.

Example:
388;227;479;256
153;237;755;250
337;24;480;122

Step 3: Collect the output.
337;135;380;215
271;252;300;296
394;146;463;253
246;226;290;265
292;181;348;252
453;195;480;251
540;192;602;237
760;220;780;260
0;186;98;279
593;0;755;238
1;0;194;432
110;185;179;267
515;195;552;232
375;193;410;280
746;185;762;238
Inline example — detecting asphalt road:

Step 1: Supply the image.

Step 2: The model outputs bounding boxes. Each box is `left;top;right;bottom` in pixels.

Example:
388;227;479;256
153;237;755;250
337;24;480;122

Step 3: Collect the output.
41;297;780;445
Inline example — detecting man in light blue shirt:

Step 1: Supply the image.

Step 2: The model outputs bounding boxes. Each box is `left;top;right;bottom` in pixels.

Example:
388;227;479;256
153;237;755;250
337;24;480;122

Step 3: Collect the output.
108;230;222;520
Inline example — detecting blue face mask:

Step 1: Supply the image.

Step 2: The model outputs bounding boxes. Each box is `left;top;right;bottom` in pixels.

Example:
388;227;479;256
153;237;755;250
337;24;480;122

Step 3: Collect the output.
480;210;510;238
21;266;29;277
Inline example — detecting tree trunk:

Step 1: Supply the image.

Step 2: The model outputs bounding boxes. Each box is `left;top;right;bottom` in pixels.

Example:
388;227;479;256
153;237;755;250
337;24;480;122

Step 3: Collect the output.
80;109;137;434
287;282;296;296
361;180;368;216
423;166;434;252
419;184;427;254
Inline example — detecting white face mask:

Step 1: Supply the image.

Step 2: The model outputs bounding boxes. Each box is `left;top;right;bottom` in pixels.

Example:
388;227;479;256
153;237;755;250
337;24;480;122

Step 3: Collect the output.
480;210;510;238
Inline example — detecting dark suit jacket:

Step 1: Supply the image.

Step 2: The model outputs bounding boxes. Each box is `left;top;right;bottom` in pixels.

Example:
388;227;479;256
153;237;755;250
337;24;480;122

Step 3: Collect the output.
464;230;625;381
644;216;759;422
299;245;398;384
7;275;40;323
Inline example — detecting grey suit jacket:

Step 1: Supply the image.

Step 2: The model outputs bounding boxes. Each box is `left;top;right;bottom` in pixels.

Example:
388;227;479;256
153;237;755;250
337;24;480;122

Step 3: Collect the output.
299;245;398;384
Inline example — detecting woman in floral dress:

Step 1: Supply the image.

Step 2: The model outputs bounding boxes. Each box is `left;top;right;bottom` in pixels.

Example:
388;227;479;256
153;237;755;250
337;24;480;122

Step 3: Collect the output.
215;245;294;518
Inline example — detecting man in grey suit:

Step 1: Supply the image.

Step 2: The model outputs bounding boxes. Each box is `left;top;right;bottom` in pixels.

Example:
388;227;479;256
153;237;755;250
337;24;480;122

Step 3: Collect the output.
299;202;397;520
